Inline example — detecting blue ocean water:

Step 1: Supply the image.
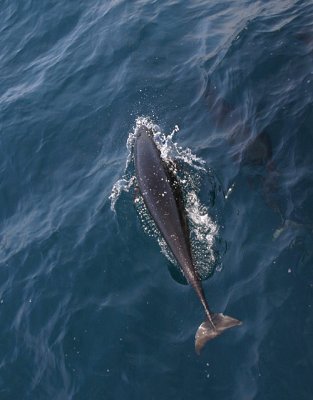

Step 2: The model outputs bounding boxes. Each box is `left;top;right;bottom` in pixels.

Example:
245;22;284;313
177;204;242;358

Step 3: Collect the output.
1;0;313;399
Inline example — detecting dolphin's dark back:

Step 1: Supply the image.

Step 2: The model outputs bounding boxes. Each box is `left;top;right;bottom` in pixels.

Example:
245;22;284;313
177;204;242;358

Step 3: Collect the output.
134;126;193;274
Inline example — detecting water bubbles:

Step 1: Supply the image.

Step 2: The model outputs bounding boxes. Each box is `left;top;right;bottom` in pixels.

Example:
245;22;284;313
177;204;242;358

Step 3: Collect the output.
205;362;210;379
186;190;219;278
225;183;235;199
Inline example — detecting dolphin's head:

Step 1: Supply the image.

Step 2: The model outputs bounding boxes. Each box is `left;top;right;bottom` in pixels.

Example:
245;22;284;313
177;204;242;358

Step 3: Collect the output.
136;124;153;139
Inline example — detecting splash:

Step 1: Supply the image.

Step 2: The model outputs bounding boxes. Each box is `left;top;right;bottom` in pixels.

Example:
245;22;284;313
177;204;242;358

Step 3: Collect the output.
187;191;219;277
109;117;157;211
110;117;223;280
109;176;136;211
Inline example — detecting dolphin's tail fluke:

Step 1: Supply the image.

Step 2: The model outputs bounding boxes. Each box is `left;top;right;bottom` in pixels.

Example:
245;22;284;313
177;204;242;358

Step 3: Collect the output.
195;313;242;354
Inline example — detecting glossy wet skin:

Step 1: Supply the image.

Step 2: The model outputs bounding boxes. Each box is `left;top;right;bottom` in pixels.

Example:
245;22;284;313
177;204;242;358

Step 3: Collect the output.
134;125;212;319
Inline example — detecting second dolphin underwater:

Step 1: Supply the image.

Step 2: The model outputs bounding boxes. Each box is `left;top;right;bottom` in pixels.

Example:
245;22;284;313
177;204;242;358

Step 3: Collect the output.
134;124;241;354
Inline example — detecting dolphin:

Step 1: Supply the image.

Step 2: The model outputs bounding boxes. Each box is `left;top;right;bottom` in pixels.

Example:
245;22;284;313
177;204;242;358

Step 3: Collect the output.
134;124;241;354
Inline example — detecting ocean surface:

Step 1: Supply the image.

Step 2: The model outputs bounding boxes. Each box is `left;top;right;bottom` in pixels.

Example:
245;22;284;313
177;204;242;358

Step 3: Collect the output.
1;0;313;399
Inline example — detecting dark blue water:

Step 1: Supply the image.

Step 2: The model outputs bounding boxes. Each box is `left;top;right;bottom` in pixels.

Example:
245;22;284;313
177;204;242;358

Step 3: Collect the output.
1;1;313;399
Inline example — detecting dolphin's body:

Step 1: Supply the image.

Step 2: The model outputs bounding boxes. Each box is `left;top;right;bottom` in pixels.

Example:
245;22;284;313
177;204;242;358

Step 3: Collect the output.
134;124;241;354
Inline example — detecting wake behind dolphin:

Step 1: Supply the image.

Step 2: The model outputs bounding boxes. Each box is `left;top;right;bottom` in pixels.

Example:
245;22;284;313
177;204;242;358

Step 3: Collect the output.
110;118;241;353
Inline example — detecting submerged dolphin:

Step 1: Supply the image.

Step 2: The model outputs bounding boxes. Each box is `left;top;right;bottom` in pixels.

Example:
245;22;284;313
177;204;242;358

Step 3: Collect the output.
134;124;241;354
